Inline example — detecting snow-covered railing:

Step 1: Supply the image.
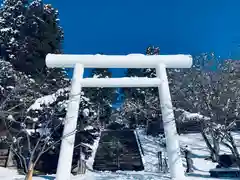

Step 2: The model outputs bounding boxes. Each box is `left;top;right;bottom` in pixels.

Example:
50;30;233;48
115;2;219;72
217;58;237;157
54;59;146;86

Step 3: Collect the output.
46;53;192;180
134;130;144;156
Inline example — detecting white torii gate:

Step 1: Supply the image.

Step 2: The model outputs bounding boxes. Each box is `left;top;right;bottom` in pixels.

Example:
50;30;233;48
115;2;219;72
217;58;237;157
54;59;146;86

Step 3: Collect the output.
45;53;192;180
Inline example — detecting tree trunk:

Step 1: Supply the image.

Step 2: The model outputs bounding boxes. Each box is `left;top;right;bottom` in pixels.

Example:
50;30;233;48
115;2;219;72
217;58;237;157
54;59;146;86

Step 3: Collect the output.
134;114;138;127
184;150;194;173
103;121;106;129
158;151;163;172
201;131;217;162
25;162;34;180
228;132;240;158
228;132;240;168
97;103;101;126
5;147;14;167
211;132;220;162
146;118;149;133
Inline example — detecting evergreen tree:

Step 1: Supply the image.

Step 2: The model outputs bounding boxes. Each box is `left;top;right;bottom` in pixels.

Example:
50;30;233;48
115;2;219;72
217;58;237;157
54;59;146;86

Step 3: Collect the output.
0;0;69;95
0;58;38;120
85;68;116;127
0;0;63;77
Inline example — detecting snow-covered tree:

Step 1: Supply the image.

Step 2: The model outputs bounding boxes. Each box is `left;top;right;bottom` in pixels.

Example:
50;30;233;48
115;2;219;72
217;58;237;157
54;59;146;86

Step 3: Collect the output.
0;83;99;178
0;59;39;119
85;68;116;127
0;1;98;178
0;0;63;77
0;0;69;98
120;91;161;130
0;58;42;178
174;53;240;162
174;54;239;124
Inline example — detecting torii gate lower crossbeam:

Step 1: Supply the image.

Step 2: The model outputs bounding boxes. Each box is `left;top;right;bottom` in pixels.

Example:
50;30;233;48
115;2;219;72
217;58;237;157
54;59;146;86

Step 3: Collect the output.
45;53;192;180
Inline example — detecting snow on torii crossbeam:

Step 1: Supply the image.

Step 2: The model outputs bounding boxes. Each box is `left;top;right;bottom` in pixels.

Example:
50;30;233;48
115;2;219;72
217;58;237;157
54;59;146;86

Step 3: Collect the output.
46;53;192;180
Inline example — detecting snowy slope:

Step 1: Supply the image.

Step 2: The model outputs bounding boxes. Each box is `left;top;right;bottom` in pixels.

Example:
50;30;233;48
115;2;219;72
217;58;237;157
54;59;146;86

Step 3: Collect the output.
137;128;240;180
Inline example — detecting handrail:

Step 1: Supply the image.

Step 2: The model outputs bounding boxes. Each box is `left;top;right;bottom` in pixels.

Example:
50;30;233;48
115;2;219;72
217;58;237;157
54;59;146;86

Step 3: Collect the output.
135;130;144;156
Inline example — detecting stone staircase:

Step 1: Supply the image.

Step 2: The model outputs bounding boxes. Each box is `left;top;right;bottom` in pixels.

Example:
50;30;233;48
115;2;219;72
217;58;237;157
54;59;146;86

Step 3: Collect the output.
93;130;144;171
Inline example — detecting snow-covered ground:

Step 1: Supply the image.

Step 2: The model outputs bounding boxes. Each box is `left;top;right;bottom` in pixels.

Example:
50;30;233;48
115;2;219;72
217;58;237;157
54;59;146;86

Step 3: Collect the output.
1;129;240;180
179;131;240;180
138;128;240;179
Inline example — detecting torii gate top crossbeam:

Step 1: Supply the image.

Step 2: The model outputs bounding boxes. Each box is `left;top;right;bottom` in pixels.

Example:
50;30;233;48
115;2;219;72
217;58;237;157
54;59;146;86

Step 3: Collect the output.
46;53;192;68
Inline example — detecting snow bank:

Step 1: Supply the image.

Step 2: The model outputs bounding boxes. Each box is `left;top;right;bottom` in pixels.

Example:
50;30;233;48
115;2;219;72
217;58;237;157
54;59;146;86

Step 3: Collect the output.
85;135;101;170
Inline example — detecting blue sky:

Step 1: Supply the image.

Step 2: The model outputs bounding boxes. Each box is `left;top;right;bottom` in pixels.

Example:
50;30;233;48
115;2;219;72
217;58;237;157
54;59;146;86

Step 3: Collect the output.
42;0;240;108
44;0;240;78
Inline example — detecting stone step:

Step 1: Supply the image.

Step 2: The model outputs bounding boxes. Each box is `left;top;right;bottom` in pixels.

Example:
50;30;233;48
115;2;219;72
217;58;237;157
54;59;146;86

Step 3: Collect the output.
0;156;8;159
93;130;144;172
